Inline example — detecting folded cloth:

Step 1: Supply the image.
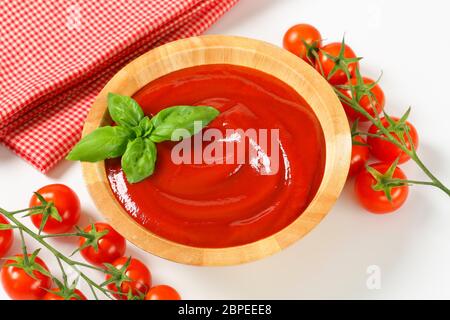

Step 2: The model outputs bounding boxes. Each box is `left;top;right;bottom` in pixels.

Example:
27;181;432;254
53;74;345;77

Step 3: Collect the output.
0;0;238;172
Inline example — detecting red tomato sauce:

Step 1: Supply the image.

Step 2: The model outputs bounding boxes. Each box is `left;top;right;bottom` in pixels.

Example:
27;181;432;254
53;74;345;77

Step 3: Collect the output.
105;64;325;248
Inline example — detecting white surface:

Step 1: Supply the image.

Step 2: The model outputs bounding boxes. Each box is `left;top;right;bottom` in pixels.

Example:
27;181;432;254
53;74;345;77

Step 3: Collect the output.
1;0;450;299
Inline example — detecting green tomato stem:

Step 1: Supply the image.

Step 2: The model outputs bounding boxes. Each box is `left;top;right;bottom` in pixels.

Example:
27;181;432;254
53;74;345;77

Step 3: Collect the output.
18;228;29;264
409;154;450;195
8;206;45;215
40;232;81;239
386;178;439;187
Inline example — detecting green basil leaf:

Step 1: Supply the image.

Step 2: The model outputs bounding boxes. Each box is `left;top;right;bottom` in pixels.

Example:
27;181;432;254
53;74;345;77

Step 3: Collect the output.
150;106;219;143
108;93;144;128
66;126;133;162
138;116;154;137
121;138;157;183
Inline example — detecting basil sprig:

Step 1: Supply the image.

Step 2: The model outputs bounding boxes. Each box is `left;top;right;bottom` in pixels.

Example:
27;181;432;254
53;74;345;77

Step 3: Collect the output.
67;93;219;183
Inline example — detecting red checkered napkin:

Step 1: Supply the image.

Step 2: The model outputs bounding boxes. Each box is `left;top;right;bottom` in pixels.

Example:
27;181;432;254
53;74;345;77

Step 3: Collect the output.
0;0;238;172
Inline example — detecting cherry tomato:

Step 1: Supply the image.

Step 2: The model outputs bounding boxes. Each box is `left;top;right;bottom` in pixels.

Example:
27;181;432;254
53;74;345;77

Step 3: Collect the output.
145;285;181;300
29;184;80;234
0;214;13;258
349;136;370;177
339;77;385;121
355;162;409;214
106;257;152;300
79;222;126;267
283;23;322;63
1;254;52;300
43;288;87;300
367;117;419;164
315;42;359;85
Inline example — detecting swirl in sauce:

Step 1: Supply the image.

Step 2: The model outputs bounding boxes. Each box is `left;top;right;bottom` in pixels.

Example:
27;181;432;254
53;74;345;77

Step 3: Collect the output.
105;64;325;248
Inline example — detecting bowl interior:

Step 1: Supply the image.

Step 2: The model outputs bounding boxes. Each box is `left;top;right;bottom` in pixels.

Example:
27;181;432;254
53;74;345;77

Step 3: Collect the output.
82;35;350;266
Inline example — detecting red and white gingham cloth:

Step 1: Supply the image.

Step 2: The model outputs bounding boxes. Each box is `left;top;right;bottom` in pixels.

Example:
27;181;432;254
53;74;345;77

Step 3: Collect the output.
0;0;238;173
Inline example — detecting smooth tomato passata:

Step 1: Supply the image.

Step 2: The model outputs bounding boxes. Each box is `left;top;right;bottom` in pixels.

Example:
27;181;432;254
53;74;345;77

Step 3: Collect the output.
349;136;370;177
29;184;80;234
79;222;126;267
339;77;385;121
315;42;359;85
43;288;87;300
0;215;13;258
355;162;409;214
1;254;52;300
105;257;152;300
145;285;181;300
283;23;322;63
368;117;419;164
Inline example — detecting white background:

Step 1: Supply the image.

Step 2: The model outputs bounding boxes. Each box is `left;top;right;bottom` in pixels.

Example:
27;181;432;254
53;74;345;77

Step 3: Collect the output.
1;0;450;299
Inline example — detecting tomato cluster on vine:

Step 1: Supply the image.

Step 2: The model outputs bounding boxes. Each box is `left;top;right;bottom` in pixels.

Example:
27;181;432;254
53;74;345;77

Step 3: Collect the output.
0;184;181;300
283;24;420;214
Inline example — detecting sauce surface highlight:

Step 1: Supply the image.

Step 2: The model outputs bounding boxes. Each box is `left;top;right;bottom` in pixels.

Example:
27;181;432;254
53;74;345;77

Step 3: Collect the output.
105;64;325;248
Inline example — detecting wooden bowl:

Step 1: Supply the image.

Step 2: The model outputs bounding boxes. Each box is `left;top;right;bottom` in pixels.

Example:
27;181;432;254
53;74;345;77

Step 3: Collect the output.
82;35;350;266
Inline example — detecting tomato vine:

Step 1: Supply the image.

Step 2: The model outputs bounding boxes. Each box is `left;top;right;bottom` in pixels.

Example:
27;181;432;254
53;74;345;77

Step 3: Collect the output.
314;38;450;197
0;205;135;300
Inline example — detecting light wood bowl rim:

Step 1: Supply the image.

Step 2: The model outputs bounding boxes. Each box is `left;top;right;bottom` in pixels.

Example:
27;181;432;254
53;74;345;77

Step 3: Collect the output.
82;35;351;266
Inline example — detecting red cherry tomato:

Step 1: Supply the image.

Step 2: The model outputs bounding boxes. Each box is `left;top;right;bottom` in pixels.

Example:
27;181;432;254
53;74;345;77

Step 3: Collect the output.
339;77;385;121
145;285;181;300
106;257;152;300
355;162;409;214
0;214;13;258
43;288;87;300
315;42;359;85
1;254;52;300
29;184;80;234
79;222;126;267
349;136;370;177
283;23;322;63
367;117;419;164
